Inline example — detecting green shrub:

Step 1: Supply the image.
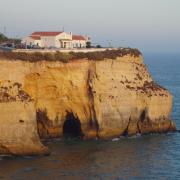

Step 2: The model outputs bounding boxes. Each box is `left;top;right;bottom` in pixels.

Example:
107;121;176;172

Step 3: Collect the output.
55;52;72;63
96;45;102;48
86;42;91;48
32;52;44;61
0;33;8;43
43;53;55;61
69;52;87;60
86;51;104;60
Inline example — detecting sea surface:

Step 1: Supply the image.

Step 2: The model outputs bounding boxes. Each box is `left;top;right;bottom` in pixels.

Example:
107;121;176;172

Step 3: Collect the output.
0;53;180;180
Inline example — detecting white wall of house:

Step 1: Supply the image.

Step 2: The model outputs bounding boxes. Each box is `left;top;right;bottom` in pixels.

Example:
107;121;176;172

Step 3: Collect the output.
21;32;89;49
39;32;73;48
40;36;56;48
72;40;86;48
21;37;42;47
55;32;72;48
34;40;42;47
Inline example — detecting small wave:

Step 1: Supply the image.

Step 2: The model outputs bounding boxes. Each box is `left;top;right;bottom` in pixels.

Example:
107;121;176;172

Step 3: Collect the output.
112;138;119;141
111;134;142;141
127;134;142;139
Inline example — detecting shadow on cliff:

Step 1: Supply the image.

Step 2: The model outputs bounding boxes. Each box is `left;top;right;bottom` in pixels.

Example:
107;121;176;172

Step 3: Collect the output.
36;109;84;139
63;112;84;139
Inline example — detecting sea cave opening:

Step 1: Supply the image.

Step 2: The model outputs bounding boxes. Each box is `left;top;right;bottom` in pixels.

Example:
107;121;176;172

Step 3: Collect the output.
140;110;146;122
63;112;83;138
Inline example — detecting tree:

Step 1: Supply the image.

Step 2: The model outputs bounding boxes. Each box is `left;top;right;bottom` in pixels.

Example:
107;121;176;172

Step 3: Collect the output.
96;44;102;48
0;33;8;43
86;41;91;48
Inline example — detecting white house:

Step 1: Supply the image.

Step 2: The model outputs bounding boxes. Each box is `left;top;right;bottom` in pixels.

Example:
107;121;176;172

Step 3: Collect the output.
72;35;88;48
21;31;90;49
22;35;42;47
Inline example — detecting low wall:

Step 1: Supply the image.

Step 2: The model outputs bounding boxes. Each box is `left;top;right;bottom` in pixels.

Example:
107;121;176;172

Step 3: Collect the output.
13;48;118;53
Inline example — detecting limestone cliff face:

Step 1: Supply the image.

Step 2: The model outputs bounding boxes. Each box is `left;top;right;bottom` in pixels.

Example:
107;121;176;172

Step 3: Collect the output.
0;54;176;154
0;81;49;155
91;57;175;138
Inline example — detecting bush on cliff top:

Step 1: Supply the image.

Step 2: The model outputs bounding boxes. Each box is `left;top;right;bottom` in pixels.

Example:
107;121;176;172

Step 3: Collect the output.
0;48;141;63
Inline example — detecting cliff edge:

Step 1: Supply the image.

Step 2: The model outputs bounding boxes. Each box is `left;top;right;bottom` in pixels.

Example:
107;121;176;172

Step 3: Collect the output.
0;49;176;155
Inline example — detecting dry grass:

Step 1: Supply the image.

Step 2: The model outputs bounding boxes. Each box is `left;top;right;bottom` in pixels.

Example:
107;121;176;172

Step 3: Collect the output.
0;48;141;63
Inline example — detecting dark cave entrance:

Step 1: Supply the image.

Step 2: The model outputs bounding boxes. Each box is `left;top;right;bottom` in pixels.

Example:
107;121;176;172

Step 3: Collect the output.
63;112;83;138
140;110;146;122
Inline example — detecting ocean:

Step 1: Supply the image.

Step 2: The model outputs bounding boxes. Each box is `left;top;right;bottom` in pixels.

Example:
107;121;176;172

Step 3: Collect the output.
0;53;180;180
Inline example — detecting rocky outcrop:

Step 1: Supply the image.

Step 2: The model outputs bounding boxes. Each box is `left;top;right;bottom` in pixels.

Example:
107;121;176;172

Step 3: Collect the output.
91;58;175;138
0;51;176;155
0;81;49;155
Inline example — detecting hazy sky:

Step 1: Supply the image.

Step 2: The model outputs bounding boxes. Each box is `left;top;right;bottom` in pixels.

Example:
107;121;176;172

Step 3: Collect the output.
0;0;180;53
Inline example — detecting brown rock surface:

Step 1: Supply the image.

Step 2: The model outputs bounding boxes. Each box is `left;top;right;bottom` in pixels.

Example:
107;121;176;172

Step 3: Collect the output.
0;52;176;154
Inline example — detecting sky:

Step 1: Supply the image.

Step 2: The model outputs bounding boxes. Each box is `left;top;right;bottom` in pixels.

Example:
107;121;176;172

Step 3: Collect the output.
0;0;180;53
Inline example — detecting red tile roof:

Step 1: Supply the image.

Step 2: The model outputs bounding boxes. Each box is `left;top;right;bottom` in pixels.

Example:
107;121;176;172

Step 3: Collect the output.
30;36;41;40
72;35;86;41
31;31;63;36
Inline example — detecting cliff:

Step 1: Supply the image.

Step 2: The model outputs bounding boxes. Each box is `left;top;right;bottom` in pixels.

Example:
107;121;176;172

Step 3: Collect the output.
0;49;176;155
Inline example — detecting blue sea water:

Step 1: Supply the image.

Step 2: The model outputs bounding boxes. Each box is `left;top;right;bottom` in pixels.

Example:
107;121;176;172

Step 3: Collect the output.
0;53;180;180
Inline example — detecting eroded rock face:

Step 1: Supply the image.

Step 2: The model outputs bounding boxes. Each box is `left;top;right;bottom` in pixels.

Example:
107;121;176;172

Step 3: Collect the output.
91;57;175;138
0;81;49;155
0;53;176;155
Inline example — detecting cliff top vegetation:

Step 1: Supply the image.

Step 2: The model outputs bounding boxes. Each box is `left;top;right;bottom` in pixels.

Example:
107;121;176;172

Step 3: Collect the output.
0;48;141;63
0;33;8;43
0;33;21;44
